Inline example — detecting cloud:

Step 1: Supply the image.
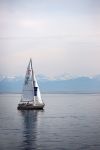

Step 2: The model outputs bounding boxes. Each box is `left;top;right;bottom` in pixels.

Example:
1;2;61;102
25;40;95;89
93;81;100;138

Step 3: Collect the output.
18;18;47;29
0;0;100;77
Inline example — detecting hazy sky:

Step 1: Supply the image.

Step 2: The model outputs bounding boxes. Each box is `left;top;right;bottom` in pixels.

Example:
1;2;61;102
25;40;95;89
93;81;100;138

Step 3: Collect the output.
0;0;100;77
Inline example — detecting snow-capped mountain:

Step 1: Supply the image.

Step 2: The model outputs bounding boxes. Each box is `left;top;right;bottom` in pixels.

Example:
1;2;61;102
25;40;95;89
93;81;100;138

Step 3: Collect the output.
0;74;100;93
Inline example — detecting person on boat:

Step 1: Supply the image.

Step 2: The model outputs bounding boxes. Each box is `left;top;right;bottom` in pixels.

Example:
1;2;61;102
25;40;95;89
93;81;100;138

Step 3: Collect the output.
27;101;29;105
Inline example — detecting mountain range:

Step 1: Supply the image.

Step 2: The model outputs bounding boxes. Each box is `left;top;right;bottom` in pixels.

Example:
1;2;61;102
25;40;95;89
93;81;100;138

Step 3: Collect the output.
0;74;100;93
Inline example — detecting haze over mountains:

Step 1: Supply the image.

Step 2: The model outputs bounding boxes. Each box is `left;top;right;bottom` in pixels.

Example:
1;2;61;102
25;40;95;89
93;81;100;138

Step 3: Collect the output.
0;74;100;93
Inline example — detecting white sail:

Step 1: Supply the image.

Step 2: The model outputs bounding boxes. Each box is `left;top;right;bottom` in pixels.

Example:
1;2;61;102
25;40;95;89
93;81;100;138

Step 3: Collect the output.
21;59;43;104
34;74;43;104
21;59;34;102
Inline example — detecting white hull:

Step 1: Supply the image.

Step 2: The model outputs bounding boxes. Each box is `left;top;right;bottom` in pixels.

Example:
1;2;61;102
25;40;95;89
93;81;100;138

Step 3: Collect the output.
17;102;45;110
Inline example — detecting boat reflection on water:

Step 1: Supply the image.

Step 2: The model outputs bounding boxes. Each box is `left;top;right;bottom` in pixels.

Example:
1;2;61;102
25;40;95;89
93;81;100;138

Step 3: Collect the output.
19;110;44;150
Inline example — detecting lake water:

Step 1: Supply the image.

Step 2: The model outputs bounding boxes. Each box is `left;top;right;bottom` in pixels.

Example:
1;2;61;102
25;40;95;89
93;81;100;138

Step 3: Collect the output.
0;94;100;150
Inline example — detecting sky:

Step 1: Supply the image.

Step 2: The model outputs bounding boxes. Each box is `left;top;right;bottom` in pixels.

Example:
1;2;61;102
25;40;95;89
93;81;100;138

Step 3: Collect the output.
0;0;100;78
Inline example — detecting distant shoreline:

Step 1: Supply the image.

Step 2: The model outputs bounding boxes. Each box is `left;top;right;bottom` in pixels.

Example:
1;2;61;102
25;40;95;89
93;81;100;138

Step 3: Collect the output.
0;91;100;94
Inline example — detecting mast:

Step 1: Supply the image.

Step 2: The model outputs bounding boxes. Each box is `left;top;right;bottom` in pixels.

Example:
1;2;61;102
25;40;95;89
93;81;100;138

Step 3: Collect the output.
30;58;35;101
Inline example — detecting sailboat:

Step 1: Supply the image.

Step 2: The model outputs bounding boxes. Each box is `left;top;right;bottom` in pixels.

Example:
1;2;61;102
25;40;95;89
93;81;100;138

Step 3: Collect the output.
17;59;45;110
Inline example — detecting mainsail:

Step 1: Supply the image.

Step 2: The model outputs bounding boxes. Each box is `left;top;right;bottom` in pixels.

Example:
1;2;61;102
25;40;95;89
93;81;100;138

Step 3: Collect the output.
21;59;34;102
21;59;43;104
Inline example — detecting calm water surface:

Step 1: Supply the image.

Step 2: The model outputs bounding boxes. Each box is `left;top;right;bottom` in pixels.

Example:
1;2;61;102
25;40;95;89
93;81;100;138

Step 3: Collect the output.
0;94;100;150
